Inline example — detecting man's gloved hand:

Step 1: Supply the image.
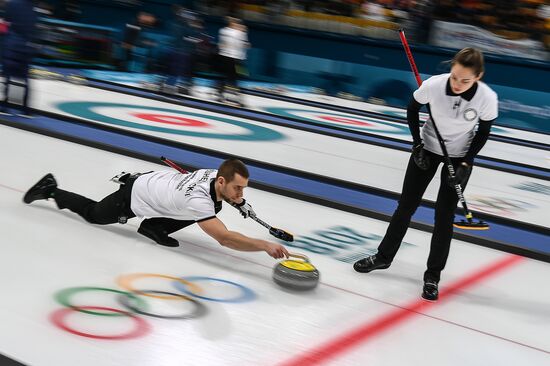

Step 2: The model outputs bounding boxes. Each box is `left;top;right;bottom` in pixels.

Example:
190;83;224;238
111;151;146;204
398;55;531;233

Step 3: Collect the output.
235;199;256;219
412;142;430;170
447;162;472;188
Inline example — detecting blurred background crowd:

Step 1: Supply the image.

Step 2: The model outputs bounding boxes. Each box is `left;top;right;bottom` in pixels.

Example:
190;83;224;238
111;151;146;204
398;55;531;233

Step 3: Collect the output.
1;0;548;65
0;0;548;111
205;0;550;47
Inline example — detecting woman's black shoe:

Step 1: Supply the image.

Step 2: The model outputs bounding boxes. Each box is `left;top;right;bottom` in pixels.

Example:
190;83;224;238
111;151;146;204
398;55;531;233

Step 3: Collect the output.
421;280;439;301
353;254;390;273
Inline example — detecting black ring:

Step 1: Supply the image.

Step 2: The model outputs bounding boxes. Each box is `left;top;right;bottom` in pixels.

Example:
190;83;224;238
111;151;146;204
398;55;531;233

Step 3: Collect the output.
118;290;208;319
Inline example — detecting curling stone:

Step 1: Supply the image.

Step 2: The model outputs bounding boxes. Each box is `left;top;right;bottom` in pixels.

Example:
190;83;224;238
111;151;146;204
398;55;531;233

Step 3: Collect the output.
273;253;319;291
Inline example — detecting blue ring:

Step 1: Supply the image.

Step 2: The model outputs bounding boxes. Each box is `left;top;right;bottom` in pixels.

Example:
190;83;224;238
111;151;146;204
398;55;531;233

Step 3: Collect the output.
173;276;256;303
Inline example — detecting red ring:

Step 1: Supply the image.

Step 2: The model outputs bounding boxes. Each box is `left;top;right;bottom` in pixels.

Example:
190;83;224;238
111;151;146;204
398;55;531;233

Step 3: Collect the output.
132;113;210;127
318;115;373;127
50;306;151;340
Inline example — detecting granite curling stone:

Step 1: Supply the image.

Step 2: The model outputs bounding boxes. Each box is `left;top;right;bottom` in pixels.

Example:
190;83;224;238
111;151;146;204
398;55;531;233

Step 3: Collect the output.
273;253;319;291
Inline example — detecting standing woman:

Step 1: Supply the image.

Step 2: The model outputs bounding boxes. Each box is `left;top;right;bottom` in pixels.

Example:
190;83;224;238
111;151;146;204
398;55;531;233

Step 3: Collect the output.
354;48;498;301
216;17;249;106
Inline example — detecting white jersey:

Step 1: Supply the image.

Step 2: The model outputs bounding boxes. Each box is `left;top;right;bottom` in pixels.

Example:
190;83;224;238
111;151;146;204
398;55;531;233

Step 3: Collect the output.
218;26;248;60
130;169;221;221
414;73;498;157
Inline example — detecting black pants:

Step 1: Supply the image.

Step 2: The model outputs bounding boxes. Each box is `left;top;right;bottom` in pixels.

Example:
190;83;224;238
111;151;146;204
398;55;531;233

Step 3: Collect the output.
217;54;238;93
1;75;30;113
53;179;137;225
53;178;195;235
138;217;195;236
377;150;470;282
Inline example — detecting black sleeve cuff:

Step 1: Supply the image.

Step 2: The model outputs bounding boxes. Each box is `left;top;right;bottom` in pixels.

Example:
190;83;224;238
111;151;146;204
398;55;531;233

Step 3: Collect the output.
196;215;216;223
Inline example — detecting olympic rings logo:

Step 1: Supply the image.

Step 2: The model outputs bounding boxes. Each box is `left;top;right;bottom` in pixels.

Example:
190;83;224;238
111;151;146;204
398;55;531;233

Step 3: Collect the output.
49;273;256;340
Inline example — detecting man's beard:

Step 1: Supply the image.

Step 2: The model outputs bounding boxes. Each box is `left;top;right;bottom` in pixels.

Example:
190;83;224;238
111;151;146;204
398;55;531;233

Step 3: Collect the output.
220;190;232;203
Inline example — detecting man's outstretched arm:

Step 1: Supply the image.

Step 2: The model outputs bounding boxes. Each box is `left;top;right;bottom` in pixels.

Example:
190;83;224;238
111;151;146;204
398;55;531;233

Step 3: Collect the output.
198;217;289;259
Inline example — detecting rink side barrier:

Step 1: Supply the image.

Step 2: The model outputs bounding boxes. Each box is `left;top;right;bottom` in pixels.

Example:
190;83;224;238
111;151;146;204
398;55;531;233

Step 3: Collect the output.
1;111;549;263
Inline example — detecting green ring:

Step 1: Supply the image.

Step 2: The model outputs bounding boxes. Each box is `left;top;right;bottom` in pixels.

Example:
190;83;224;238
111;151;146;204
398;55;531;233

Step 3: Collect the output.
57;101;285;141
54;287;149;317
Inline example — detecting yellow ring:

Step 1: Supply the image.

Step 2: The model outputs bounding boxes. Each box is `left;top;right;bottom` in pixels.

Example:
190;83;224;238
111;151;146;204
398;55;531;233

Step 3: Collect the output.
116;273;202;300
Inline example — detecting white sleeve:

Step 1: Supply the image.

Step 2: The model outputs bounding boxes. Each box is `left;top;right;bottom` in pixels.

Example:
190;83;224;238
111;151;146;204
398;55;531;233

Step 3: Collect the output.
479;90;499;121
186;196;216;222
218;28;227;49
412;77;432;105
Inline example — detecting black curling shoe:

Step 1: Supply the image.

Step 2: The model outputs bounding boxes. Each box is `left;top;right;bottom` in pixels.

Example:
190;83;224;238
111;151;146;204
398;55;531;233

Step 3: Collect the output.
421;280;439;301
353;254;390;273
23;173;57;204
137;225;179;247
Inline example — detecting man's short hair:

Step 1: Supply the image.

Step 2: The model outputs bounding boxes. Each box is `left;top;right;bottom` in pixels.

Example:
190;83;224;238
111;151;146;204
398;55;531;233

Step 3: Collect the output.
217;159;249;182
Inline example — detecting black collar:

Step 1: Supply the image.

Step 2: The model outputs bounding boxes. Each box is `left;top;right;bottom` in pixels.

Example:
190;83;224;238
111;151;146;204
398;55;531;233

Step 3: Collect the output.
209;179;222;213
446;78;478;101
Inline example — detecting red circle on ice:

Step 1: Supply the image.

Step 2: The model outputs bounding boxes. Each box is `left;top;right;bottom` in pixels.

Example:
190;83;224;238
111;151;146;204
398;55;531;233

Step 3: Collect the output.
318;116;373;127
132;113;210;128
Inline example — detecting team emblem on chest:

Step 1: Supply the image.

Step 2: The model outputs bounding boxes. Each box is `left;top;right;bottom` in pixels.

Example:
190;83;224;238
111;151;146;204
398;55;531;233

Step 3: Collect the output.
463;108;478;121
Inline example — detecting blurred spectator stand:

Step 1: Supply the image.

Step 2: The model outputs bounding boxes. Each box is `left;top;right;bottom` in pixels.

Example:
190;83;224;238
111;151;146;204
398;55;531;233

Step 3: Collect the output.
35;18;118;68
